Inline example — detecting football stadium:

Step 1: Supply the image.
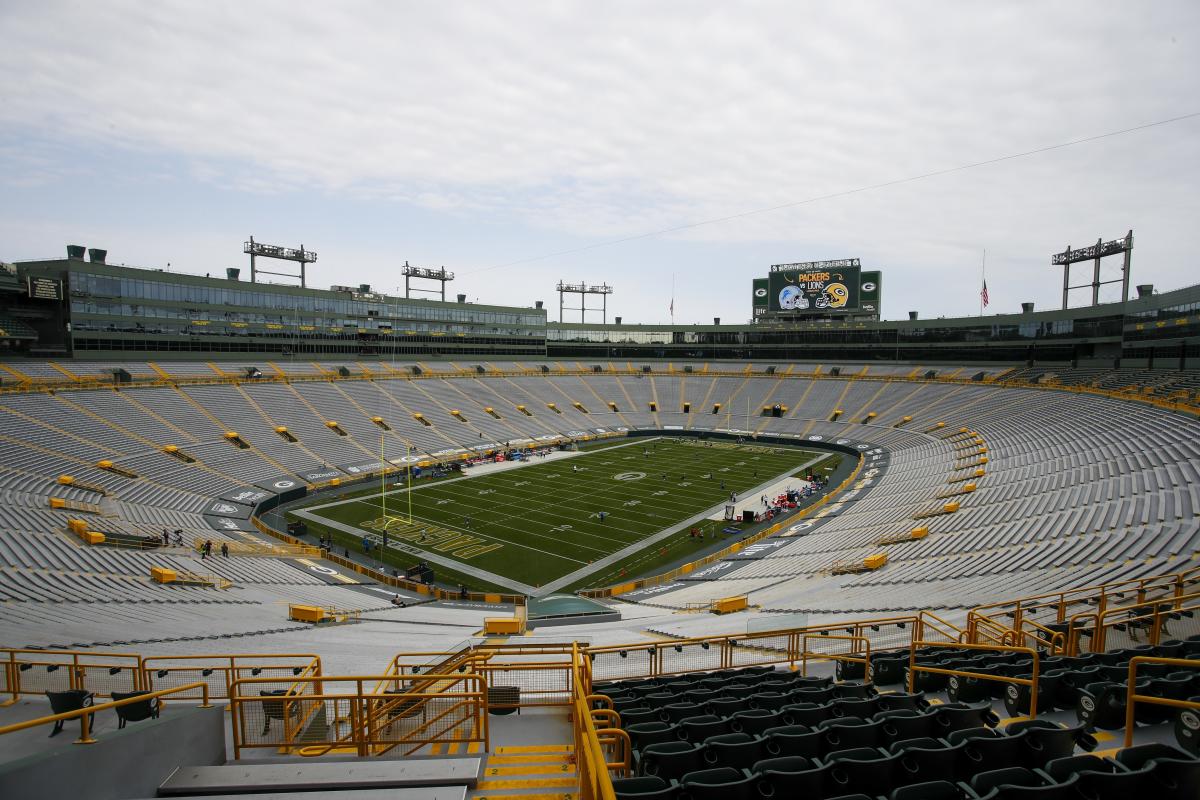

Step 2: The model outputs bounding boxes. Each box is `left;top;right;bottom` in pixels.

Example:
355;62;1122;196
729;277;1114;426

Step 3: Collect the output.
0;241;1196;798
2;5;1199;800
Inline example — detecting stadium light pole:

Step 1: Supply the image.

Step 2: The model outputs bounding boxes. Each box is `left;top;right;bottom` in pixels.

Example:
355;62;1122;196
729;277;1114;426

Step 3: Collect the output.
380;427;387;521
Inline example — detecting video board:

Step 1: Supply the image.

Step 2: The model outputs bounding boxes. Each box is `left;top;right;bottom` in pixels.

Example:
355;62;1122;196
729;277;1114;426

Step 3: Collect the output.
768;259;861;314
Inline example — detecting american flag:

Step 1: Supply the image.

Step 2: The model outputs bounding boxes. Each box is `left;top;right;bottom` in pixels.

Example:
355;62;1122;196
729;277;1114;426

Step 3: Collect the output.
980;280;989;308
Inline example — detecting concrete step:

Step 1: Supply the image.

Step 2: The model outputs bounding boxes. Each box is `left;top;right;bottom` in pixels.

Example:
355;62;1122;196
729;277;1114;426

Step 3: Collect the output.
158;758;481;796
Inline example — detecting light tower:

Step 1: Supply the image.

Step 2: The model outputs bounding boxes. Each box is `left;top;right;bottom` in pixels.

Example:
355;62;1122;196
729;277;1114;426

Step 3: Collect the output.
401;262;455;302
244;237;317;287
1052;230;1133;309
556;281;614;323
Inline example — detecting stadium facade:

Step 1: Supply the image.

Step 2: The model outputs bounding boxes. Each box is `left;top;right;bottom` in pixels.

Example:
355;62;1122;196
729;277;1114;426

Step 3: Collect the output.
2;246;1198;366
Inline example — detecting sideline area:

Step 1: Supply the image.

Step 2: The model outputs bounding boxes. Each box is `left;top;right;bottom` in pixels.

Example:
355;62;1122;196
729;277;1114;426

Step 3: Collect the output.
289;436;828;596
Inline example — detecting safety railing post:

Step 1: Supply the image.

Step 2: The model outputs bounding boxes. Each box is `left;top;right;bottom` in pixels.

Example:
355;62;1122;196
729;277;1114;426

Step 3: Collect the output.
2;652;16;707
479;673;490;753
74;704;96;745
1028;647;1039;719
355;679;368;757
1124;656;1200;747
231;685;244;759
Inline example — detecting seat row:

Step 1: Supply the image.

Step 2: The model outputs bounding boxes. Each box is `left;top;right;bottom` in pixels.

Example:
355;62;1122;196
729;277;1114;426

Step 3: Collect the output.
610;679;877;721
614;740;1198;800
631;701;1007;780
596;666;783;697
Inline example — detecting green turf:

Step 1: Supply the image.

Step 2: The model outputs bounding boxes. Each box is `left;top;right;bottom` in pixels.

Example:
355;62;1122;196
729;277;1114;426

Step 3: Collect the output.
293;437;827;591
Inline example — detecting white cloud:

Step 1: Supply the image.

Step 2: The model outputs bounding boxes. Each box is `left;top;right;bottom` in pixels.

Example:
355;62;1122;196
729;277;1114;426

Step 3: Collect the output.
0;1;1197;321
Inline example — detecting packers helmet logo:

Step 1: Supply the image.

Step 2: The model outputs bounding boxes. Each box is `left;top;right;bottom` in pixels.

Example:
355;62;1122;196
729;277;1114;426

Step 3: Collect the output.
824;283;849;308
754;288;767;298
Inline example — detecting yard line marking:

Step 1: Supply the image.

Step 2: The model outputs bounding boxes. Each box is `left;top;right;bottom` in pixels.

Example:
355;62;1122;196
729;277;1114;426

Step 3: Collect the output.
299;439;823;588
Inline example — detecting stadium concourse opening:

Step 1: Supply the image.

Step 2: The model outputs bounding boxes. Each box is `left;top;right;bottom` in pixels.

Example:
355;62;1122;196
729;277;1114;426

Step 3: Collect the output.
287;435;832;595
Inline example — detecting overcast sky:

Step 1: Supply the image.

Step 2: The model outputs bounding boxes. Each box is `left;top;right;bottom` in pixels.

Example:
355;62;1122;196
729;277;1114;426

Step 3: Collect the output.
1;2;1197;323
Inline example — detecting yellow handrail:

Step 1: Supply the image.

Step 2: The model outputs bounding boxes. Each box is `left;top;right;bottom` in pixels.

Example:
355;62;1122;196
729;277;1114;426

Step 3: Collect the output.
1123;656;1200;747
572;643;620;800
1;648;145;705
0;681;211;744
1076;590;1200;653
228;673;487;759
142;653;323;701
918;610;968;643
969;563;1195;652
800;633;870;677
908;641;1040;717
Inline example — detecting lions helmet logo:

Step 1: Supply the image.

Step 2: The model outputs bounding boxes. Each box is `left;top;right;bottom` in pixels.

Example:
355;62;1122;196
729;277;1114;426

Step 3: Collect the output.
824;283;849;308
777;285;804;310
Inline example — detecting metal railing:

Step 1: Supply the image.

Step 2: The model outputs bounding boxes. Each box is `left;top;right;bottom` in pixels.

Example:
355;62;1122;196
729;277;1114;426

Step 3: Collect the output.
584;614;916;683
916;610;968;644
967;565;1200;655
1123;656;1200;747
229;672;487;759
572;644;622;800
800;634;870;677
2;648;145;704
192;539;322;558
1066;590;1200;654
908;641;1041;717
0;681;211;744
142;653;323;702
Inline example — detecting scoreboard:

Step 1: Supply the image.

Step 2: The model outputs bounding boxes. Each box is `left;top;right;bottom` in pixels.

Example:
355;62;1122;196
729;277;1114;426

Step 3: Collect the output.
769;263;861;313
752;259;881;318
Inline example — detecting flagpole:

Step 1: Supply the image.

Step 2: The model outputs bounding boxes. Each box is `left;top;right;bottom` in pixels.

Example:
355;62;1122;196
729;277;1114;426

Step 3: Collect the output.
979;249;986;317
670;273;675;325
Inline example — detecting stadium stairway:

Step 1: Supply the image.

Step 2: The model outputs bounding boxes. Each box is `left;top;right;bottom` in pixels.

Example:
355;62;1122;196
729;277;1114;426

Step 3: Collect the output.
474;743;579;800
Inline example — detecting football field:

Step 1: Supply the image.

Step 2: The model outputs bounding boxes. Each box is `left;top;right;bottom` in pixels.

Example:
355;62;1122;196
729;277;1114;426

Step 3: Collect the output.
292;437;829;593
